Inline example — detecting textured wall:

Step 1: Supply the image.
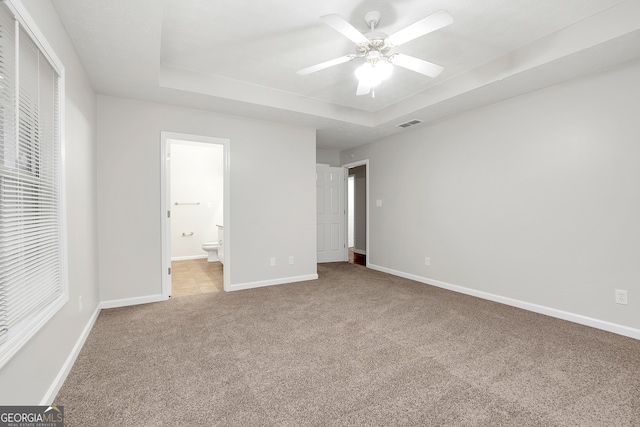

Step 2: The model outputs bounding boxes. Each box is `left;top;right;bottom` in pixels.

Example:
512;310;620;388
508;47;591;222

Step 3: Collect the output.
342;59;640;332
97;95;317;299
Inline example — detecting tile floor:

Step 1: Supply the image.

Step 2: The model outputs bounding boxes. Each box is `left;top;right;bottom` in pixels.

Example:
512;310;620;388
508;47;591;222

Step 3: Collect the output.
171;258;223;297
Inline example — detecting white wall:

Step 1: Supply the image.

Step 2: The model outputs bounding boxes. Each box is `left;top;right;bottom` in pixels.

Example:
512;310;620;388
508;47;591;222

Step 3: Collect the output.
341;59;640;335
0;0;100;404
316;148;341;167
170;140;223;260
97;95;317;300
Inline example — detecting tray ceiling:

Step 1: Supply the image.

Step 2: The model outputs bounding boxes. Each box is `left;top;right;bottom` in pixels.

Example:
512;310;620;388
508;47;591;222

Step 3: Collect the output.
51;0;640;150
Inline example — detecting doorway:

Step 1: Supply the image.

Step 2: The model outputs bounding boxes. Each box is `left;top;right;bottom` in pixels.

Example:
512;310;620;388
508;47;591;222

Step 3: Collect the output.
343;160;369;267
161;132;231;298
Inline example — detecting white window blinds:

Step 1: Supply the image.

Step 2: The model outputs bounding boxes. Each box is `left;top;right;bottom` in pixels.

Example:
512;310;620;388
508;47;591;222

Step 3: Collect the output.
0;1;65;367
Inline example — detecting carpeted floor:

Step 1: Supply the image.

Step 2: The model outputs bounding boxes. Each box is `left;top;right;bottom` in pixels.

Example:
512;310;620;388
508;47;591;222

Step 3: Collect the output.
55;263;640;426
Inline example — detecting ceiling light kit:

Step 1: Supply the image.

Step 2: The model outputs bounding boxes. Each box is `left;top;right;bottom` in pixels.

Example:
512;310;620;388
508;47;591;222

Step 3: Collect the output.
297;9;453;97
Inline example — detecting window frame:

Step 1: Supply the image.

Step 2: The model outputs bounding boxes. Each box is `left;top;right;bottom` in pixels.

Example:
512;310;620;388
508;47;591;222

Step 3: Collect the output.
0;0;68;370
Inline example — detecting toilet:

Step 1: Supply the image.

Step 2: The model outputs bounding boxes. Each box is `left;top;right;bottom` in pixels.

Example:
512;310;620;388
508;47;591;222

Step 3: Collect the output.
201;242;219;262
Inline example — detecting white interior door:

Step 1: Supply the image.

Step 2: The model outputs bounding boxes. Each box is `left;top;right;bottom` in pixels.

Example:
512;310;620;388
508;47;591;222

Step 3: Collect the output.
317;164;346;263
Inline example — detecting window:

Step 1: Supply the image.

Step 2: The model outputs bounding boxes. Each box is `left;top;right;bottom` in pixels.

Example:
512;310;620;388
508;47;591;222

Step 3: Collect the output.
0;0;66;368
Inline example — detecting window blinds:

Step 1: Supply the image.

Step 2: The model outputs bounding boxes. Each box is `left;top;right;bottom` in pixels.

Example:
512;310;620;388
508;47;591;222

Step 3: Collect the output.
0;2;62;350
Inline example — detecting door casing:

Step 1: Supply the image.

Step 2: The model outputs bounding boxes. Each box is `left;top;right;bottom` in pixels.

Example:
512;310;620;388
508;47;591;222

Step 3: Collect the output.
342;159;369;267
160;132;231;297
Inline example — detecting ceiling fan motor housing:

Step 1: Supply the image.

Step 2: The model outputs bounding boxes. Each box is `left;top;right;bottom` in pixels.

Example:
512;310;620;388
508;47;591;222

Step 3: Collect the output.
357;12;392;59
356;38;392;57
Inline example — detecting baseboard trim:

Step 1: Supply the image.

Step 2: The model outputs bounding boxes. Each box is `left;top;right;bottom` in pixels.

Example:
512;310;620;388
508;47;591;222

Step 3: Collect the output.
100;294;165;309
368;263;640;340
353;249;367;255
227;274;318;292
40;304;101;405
171;255;208;261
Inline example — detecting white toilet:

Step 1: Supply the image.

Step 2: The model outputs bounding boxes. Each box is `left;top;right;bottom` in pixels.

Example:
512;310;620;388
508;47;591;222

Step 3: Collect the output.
202;242;219;262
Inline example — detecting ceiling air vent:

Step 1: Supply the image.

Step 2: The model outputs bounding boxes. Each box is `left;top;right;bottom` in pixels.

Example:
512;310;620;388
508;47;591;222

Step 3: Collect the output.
396;119;423;128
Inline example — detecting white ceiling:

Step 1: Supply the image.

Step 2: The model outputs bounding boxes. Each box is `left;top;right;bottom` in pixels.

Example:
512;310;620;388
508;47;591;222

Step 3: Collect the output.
51;0;640;150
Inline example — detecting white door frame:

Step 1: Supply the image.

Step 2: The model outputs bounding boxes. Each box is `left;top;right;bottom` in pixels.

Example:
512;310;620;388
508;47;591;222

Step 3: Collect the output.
160;131;231;297
347;175;355;248
342;159;369;267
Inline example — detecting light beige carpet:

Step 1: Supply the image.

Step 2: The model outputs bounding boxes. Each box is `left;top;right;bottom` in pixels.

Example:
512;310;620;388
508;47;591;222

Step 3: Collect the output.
55;263;640;426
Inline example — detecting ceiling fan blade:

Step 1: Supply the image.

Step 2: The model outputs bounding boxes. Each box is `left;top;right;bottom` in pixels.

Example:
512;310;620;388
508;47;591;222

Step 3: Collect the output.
386;10;453;46
356;80;371;96
320;14;369;45
297;55;354;76
390;53;444;77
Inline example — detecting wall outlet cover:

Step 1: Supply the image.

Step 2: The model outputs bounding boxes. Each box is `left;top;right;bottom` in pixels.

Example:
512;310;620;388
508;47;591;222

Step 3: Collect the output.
615;289;628;305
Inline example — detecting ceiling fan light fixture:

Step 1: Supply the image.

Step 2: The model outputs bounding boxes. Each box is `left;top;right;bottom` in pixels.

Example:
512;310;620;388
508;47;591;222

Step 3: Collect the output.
299;9;453;97
355;62;381;87
376;58;393;80
355;58;392;88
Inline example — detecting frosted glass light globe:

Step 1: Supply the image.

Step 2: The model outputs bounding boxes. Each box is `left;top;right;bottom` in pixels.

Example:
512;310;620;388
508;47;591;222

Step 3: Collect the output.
376;59;393;80
355;62;381;87
355;59;393;87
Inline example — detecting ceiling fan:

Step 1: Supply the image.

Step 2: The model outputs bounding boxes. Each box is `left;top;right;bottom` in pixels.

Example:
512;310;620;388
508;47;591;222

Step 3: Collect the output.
297;10;453;97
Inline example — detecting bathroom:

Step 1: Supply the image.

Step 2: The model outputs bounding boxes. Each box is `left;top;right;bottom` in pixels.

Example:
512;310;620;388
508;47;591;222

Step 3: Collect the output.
169;139;224;296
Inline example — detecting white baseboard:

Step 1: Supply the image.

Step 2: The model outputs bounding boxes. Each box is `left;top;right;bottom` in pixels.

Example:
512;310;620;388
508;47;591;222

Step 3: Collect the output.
368;263;640;341
100;294;165;309
353;249;366;255
40;304;101;405
171;255;208;261
227;274;318;292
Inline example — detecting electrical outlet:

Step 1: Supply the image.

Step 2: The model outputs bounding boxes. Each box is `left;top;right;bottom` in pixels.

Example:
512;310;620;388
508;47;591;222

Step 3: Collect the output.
289;256;294;265
615;289;628;305
424;257;431;266
270;257;276;267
